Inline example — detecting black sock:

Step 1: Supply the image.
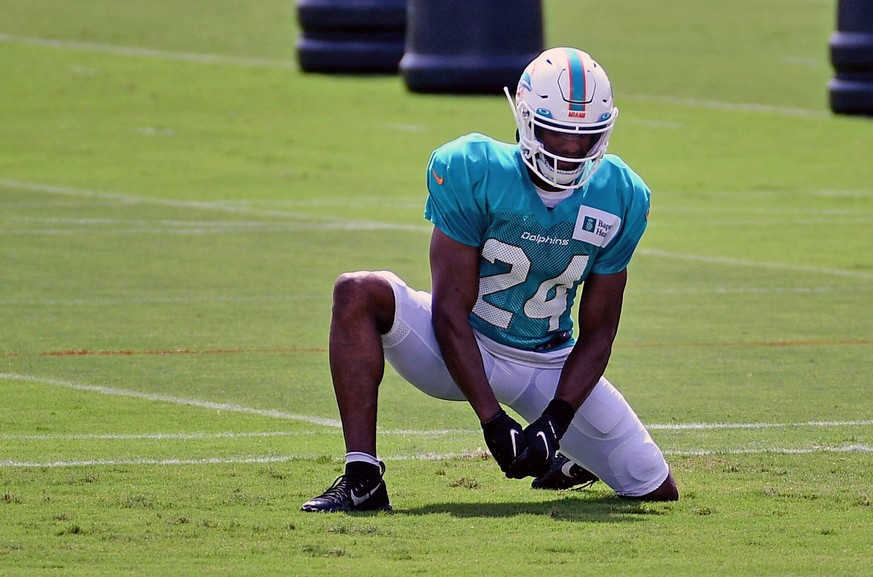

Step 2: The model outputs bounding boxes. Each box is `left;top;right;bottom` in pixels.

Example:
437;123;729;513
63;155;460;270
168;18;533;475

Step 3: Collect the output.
345;461;381;484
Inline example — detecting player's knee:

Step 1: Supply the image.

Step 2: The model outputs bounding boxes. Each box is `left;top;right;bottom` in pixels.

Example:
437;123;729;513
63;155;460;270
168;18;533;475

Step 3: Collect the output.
333;272;395;332
334;272;383;307
608;433;671;496
641;472;679;501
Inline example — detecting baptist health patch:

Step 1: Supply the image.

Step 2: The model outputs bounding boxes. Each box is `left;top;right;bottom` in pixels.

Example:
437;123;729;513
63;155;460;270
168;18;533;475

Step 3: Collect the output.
572;206;622;247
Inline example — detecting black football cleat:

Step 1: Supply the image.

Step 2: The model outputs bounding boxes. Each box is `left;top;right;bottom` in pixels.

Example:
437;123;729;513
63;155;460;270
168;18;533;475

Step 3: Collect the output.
301;462;392;512
531;453;599;490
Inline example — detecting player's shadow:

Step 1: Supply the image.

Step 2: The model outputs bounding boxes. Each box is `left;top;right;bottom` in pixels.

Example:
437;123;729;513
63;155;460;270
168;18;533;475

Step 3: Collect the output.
398;494;670;523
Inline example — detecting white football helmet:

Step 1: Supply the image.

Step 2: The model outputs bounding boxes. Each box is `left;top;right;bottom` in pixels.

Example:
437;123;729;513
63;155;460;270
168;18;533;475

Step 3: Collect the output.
505;47;618;190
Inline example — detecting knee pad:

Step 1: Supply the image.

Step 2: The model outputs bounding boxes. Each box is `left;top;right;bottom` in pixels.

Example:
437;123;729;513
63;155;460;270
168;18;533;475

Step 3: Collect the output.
607;429;669;497
558;378;668;495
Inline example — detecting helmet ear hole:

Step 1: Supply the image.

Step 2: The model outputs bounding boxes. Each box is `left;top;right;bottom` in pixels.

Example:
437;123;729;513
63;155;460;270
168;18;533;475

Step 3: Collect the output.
515;129;520;143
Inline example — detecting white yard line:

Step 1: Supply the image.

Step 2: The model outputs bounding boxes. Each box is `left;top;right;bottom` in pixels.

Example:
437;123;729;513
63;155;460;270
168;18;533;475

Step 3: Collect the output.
0;372;343;428
648;420;873;431
664;445;873;456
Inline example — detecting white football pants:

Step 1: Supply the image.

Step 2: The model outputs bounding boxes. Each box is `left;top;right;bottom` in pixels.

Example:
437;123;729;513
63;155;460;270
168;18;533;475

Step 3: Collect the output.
376;271;670;498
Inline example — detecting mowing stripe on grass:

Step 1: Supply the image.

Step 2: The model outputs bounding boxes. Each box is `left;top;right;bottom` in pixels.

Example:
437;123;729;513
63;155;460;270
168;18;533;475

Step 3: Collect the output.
0;34;829;119
2;444;871;469
6;217;873;236
3;418;872;442
2;372;872;435
0;179;427;232
0;286;863;308
0;453;483;468
3;336;869;359
622;93;829;119
638;248;873;280
0;224;422;236
0;295;326;307
0;429;473;441
0;33;297;69
0;286;865;309
3;178;871;279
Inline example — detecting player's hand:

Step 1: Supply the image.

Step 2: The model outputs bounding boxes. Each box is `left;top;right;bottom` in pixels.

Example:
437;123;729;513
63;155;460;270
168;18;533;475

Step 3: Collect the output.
506;414;561;478
506;398;576;479
481;410;527;475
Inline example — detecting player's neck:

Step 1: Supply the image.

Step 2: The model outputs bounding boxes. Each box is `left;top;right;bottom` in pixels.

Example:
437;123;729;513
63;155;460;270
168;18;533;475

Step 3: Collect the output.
527;168;578;194
532;183;574;209
528;169;579;209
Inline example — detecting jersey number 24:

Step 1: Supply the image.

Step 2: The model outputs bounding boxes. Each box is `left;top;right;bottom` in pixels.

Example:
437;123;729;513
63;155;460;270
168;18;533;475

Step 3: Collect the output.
473;239;589;332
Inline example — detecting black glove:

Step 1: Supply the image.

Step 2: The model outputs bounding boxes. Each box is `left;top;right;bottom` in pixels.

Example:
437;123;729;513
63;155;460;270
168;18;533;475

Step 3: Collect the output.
481;409;527;475
506;399;576;479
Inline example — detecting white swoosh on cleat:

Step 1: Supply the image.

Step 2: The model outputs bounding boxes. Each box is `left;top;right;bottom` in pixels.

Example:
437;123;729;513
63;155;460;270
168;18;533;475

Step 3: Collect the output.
351;483;381;506
536;431;549;451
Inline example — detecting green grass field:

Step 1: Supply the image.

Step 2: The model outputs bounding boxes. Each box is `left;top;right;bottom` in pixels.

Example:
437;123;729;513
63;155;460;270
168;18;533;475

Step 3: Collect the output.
1;0;872;575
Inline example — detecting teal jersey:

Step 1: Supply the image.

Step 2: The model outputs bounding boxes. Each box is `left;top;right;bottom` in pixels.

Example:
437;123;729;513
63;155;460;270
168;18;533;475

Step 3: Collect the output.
424;133;651;352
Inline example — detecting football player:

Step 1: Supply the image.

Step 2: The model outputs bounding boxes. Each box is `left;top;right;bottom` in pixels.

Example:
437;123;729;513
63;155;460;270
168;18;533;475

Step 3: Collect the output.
301;47;678;512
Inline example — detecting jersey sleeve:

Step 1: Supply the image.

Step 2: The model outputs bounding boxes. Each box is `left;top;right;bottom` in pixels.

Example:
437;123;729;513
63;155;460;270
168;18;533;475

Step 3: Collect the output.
423;136;488;247
590;161;651;275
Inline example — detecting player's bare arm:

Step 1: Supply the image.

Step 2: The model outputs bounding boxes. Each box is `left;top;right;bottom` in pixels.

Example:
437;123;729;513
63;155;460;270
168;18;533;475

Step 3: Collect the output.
429;227;529;475
553;270;627;410
429;227;501;422
506;270;628;479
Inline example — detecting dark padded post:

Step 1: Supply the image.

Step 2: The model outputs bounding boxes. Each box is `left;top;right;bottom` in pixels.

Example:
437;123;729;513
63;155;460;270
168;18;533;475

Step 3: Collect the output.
829;0;873;115
400;0;543;94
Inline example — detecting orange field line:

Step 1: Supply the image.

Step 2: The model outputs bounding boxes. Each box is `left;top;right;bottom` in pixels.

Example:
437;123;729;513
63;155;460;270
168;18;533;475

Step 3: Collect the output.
37;347;327;357
618;338;873;349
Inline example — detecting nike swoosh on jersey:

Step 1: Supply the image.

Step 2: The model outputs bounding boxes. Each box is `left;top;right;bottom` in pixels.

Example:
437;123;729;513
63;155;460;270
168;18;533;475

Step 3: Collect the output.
431;168;445;185
351;482;382;506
